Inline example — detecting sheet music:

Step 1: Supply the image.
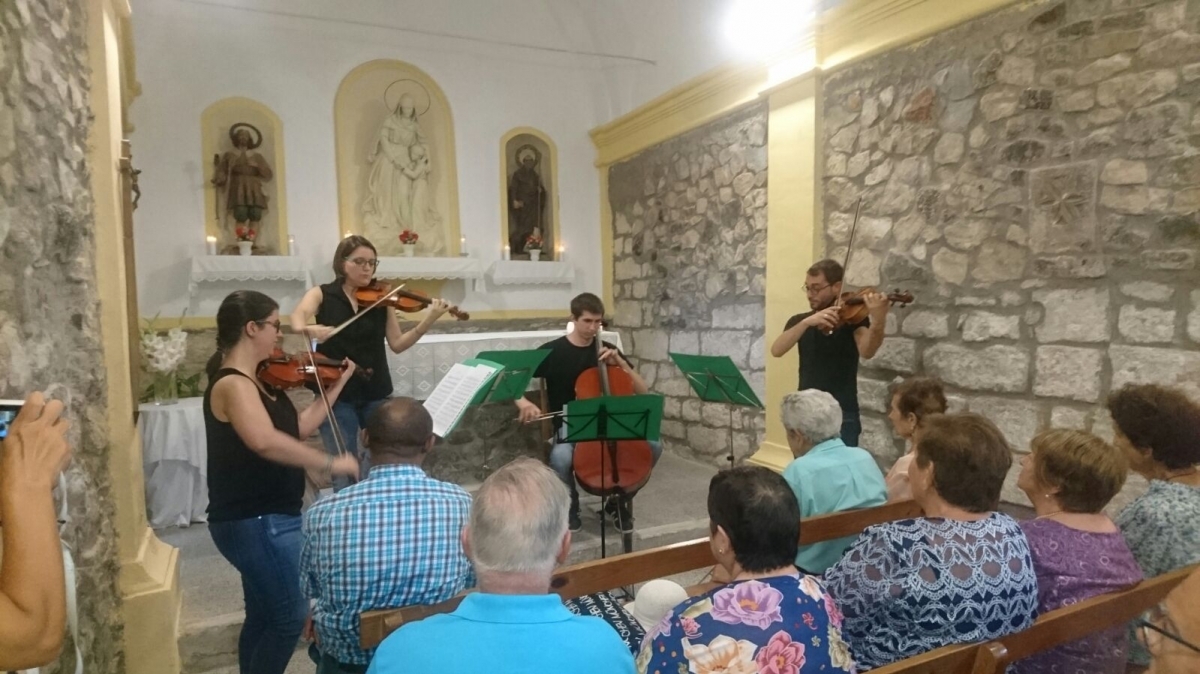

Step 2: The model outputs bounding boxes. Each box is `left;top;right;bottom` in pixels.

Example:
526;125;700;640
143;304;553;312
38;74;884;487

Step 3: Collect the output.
425;362;498;437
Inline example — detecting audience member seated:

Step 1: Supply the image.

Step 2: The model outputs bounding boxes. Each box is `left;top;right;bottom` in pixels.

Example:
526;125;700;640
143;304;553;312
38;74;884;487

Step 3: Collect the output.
781;390;886;573
637;466;856;674
824;413;1038;670
883;376;947;502
301;398;474;672
368;458;635;674
0;392;71;670
1013;429;1143;674
1106;384;1200;667
1140;566;1200;674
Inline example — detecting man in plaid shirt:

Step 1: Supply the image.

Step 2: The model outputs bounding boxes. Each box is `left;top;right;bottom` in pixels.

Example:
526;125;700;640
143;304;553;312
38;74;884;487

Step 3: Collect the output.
301;397;474;672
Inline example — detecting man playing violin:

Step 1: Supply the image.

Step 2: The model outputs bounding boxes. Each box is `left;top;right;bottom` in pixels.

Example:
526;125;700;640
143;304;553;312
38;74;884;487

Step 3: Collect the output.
290;235;452;491
515;293;662;533
769;259;888;446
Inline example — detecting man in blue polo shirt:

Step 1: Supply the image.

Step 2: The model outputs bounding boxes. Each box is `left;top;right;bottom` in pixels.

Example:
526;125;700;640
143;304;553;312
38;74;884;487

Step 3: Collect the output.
781;389;887;573
368;457;634;674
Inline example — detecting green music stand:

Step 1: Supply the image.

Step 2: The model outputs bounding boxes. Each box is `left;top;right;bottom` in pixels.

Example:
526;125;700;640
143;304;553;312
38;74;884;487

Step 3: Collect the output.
471;349;552;405
562;394;664;557
668;353;763;469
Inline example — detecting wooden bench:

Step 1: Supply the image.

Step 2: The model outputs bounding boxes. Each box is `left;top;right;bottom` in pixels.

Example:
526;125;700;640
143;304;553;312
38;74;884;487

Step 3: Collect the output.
359;498;923;648
871;563;1199;674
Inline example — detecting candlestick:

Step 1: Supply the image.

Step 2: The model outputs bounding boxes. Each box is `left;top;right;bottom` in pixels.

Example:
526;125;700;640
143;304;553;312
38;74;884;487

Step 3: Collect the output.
460;235;468;257
288;234;297;257
557;243;566;262
502;244;511;261
206;235;217;256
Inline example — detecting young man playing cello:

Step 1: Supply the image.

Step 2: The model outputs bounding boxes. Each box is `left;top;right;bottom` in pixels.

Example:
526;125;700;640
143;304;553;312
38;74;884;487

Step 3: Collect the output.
769;259;889;446
515;293;662;533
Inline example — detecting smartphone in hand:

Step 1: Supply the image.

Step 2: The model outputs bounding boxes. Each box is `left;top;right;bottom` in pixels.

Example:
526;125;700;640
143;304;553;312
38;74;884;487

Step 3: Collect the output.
0;399;22;440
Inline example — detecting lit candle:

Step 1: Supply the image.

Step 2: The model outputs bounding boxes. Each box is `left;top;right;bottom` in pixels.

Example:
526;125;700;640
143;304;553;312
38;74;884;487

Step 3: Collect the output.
557;243;566;261
288;234;297;257
460;234;468;257
206;235;217;256
502;244;511;261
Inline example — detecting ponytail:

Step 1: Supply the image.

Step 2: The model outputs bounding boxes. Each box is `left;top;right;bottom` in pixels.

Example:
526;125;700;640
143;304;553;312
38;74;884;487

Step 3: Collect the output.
207;290;279;383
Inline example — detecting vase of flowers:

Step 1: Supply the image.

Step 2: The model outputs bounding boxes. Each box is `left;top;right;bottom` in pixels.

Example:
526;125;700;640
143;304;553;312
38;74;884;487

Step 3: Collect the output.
141;313;189;405
236;226;256;256
525;234;543;261
399;230;419;257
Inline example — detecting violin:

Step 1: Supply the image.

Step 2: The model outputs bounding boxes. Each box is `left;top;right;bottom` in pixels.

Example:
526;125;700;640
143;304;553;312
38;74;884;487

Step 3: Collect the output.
571;329;655;528
258;347;368;390
354;281;469;321
828;288;915;332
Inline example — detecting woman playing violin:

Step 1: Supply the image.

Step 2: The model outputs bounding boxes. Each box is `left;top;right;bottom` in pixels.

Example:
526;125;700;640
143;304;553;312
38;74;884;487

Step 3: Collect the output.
290;235;452;491
204;290;359;674
769;259;889;447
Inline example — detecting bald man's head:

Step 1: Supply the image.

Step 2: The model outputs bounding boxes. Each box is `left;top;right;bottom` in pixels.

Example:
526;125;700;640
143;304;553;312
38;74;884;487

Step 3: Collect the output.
363;397;434;460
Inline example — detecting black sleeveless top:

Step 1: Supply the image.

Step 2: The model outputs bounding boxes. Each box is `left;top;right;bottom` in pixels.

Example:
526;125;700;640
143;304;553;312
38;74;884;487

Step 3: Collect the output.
313;281;393;402
204;368;305;522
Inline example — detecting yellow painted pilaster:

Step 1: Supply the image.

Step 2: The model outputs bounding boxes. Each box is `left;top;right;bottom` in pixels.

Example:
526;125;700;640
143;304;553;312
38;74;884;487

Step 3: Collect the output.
87;1;182;672
746;75;822;472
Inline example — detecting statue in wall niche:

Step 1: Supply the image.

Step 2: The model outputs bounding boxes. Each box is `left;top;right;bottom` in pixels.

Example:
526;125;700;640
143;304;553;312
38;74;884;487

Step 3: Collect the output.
363;81;445;256
508;144;547;256
212;123;273;242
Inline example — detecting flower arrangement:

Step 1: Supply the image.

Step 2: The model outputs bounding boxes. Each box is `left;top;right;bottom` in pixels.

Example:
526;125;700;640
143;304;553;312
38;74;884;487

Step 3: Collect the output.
524;234;543;250
140;312;189;404
235;226;257;242
399;230;419;245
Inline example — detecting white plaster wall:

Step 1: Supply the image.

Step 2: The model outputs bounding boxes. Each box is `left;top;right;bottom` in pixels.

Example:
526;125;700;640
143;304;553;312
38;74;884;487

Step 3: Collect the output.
129;0;743;318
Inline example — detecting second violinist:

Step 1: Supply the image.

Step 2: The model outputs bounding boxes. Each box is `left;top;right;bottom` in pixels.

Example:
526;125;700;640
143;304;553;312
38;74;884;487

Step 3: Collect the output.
290;235;452;491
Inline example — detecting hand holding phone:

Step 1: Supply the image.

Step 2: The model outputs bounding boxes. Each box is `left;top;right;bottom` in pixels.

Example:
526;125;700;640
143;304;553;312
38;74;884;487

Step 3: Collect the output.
0;392;71;492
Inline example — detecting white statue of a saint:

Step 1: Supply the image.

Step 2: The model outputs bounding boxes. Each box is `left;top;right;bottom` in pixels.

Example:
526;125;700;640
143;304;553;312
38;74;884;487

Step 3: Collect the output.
362;93;444;255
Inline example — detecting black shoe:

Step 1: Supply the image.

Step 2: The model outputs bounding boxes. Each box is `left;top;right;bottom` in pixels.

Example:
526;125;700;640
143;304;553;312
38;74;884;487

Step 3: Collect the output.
604;497;634;534
569;508;582;532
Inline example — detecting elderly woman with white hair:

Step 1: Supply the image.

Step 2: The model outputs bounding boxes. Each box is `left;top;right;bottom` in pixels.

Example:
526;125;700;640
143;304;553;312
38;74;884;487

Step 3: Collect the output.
781;390;887;574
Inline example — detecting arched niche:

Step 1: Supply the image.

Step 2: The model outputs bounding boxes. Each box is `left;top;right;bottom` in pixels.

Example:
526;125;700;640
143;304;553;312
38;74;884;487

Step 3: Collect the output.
335;60;461;257
500;127;561;260
200;97;289;254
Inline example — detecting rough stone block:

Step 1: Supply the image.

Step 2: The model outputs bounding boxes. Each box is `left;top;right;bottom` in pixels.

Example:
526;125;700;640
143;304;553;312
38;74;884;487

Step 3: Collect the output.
1137;30;1200;67
686;425;730;458
1033;346;1104;402
858;377;893;415
944;220;991;250
1121;281;1174;303
931;248;969;285
1141;250;1195;270
998;56;1036;86
711;304;763;330
614;257;640;281
924;344;1030;393
1101;159;1148;185
1058;89;1095;112
860;415;902;466
971;396;1042;453
1032;288;1111;343
670;331;699;356
1050;406;1090;430
1101;185;1150;214
861;338;917;374
1110;345;1200;399
934;133;965;165
702;401;732;428
1118;305;1176;343
1190;290;1200;343
1097;70;1178;108
1033;255;1108;279
632;329;670;361
1001;461;1033;508
700;330;751;369
962;312;1021;342
1074;54;1132;86
901;310;950;338
972;241;1027;282
614;301;643;328
980;91;1019;122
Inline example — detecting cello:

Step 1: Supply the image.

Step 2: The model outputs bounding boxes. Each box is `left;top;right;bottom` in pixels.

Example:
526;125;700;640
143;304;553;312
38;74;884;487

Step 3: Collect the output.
571;329;655;554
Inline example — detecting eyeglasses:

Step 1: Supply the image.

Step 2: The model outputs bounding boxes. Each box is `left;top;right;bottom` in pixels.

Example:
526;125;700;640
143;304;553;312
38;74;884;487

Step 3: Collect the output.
256;319;282;332
346;257;379;270
1135;604;1200;656
804;283;831;294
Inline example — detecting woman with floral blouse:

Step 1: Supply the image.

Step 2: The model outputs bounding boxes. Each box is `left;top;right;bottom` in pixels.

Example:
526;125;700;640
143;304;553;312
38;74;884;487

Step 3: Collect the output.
637;466;854;674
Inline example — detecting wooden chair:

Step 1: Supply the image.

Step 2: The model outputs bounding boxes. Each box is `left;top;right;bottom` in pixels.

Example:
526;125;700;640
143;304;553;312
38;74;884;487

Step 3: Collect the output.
360;498;923;648
870;563;1199;674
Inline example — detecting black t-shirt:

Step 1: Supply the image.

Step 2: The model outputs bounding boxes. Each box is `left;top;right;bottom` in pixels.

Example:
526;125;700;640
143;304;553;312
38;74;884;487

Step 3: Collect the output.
204;369;305;522
533;336;629;433
312;281;393;402
784;312;869;415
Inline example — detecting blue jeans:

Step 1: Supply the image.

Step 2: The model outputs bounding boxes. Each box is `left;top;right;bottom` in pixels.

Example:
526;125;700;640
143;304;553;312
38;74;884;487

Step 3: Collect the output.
840;414;862;448
317;398;387;491
549;440;663;512
209;514;306;674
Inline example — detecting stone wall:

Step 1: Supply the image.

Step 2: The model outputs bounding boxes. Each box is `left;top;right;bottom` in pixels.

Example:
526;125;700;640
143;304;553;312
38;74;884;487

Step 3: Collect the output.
608;103;769;467
821;0;1200;510
0;1;125;671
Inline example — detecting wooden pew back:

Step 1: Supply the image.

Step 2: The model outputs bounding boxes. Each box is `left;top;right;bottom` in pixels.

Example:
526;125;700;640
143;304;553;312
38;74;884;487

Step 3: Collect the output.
359;499;922;648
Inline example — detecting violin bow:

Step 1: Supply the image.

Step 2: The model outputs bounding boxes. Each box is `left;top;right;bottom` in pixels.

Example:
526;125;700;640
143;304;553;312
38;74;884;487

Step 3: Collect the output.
324;283;407;341
841;197;864;284
302;336;351;460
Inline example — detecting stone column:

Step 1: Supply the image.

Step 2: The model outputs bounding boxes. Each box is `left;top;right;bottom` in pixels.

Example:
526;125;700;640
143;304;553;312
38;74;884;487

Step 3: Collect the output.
748;75;822;472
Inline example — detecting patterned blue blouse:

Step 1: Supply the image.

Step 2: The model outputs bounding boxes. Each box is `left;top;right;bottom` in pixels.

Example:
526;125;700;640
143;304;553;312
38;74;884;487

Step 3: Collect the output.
636;573;856;674
823;513;1039;670
1115;479;1200;665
